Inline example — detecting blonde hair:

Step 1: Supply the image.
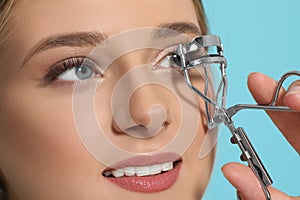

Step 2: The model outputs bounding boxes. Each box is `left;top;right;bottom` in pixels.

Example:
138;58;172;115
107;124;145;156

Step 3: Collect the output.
0;0;207;49
0;0;15;51
192;0;208;35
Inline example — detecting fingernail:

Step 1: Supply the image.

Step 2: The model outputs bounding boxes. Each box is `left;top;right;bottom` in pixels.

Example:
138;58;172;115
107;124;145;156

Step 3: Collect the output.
287;86;300;95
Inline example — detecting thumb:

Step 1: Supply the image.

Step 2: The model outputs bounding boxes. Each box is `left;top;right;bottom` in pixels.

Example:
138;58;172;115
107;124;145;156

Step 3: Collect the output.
221;162;296;200
221;162;265;200
285;80;300;111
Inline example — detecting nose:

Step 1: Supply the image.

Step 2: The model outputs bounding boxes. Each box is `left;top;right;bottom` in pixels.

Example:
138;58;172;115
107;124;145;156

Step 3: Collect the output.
111;52;171;139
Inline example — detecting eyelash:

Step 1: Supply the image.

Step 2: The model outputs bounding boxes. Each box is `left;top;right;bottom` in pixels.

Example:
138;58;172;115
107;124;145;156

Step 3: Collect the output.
43;57;101;85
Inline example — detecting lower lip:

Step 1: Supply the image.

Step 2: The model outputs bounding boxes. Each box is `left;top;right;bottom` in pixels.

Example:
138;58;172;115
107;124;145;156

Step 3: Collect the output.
105;162;181;193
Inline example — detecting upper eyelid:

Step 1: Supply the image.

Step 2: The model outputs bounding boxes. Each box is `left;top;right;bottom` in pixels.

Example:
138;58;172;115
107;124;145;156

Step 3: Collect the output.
46;56;101;73
44;56;85;73
78;57;103;74
153;45;179;64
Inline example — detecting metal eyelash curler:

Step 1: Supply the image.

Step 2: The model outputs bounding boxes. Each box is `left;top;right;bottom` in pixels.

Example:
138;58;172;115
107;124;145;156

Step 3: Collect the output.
174;35;300;200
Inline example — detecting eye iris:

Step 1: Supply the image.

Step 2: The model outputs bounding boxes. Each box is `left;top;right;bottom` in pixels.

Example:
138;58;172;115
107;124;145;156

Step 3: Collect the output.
75;65;93;80
172;53;182;66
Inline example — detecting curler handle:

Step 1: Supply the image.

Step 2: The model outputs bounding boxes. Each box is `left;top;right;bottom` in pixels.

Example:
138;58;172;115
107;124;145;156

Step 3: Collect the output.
229;126;272;200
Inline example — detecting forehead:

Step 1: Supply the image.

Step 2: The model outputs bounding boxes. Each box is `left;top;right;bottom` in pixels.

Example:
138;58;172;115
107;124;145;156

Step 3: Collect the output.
13;0;200;36
6;0;200;65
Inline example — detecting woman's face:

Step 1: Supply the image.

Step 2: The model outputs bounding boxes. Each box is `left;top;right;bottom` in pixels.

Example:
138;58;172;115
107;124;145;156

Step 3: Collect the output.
0;0;215;199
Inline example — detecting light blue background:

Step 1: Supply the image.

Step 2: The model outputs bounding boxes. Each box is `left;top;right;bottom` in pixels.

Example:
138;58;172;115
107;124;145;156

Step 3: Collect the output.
202;0;300;199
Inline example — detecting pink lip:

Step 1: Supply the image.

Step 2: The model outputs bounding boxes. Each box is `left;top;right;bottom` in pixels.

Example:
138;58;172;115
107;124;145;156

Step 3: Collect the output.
102;152;182;193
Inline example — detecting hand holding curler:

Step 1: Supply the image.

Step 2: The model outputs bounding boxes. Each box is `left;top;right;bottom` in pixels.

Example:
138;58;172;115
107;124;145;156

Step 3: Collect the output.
222;72;300;200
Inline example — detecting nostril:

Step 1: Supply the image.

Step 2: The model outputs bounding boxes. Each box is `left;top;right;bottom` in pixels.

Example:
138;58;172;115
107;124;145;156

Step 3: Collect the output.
162;120;170;127
111;120;124;134
112;118;171;136
111;104;170;139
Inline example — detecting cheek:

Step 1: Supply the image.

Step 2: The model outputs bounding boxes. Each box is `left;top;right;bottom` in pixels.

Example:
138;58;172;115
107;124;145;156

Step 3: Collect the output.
0;83;104;199
186;116;215;195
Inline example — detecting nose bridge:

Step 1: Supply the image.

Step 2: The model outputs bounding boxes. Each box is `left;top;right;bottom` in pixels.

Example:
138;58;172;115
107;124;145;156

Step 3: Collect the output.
111;51;170;135
116;50;159;111
115;50;149;75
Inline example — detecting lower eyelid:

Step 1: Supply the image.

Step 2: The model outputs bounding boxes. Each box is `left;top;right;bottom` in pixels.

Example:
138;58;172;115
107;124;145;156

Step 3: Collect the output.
47;73;102;88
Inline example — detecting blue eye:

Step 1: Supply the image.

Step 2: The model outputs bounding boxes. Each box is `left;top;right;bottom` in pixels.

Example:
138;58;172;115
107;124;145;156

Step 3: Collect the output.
44;57;101;84
76;65;94;80
58;64;95;81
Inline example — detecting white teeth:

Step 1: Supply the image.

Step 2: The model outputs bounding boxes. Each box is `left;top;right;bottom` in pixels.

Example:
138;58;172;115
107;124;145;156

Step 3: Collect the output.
103;171;112;177
136;166;151;177
112;169;124;178
105;161;175;178
161;162;173;172
150;164;162;175
124;167;135;176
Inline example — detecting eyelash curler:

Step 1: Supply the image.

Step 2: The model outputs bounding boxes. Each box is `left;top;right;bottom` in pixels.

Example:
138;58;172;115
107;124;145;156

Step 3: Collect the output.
174;35;300;200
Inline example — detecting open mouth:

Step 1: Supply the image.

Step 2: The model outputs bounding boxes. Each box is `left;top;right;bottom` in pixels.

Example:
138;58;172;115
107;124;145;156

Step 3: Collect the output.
102;157;182;193
102;160;181;178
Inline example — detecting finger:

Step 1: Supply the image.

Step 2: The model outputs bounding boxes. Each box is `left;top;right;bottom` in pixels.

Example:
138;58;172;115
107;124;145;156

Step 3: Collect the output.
222;162;296;200
285;80;300;111
222;162;265;200
247;72;300;153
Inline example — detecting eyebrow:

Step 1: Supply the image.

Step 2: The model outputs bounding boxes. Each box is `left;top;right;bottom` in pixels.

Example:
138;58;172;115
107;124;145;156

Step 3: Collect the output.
154;22;201;38
22;22;201;67
22;31;107;66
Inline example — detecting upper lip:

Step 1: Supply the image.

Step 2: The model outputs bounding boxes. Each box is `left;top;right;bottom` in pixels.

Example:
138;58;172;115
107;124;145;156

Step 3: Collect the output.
103;152;181;172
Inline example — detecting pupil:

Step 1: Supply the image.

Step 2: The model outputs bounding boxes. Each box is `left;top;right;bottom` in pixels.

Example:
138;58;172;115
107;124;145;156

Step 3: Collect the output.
172;54;182;66
75;65;93;80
